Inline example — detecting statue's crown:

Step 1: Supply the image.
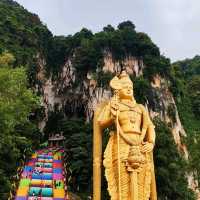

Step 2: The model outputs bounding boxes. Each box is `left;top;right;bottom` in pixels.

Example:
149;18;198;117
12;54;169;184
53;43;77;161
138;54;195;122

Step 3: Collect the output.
110;70;133;90
119;70;128;78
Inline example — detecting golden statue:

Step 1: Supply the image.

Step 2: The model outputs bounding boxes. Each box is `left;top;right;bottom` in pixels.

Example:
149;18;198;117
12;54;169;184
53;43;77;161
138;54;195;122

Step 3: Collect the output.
93;71;157;200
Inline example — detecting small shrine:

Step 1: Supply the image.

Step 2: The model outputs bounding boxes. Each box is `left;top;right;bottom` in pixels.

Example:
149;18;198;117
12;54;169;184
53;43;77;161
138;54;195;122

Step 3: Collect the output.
48;132;66;147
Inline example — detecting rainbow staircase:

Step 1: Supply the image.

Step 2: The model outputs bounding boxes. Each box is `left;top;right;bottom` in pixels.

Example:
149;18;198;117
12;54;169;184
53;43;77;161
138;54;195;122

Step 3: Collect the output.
15;148;68;200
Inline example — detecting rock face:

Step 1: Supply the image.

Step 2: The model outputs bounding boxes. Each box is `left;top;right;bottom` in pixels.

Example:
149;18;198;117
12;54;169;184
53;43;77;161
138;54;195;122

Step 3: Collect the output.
149;74;187;156
36;53;146;126
36;52;185;145
102;51;144;76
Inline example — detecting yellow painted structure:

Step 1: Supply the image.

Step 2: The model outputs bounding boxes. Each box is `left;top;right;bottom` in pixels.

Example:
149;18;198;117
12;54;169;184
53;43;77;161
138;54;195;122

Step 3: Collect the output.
53;189;65;198
16;186;29;196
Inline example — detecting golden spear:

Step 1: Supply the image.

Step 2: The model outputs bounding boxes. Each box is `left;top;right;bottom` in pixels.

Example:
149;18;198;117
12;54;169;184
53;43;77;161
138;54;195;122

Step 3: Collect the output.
114;90;122;200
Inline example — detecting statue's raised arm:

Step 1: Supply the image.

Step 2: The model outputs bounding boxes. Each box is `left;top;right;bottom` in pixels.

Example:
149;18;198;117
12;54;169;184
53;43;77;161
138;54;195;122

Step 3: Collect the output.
93;71;157;200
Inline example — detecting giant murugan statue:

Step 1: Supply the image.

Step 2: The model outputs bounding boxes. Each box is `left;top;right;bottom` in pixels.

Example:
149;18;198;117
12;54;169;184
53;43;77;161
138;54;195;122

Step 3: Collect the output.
93;71;157;200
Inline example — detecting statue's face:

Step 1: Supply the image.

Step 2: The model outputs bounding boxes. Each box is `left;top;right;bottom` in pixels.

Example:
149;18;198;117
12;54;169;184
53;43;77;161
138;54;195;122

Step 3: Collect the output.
119;82;133;100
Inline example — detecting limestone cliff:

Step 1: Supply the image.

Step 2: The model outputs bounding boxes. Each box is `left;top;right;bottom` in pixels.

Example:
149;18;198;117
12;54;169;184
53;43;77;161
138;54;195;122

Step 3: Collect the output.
36;52;185;150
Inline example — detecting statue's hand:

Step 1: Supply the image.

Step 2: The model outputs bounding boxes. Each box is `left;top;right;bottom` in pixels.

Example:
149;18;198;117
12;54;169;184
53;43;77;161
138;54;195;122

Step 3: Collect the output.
141;142;154;153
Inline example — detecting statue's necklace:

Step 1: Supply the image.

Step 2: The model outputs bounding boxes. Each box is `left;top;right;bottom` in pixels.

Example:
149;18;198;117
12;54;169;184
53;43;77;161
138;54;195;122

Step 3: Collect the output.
120;101;142;115
120;100;136;109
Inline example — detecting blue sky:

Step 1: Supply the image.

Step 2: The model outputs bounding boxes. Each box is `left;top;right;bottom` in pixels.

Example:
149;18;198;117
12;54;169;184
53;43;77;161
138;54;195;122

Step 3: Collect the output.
15;0;200;62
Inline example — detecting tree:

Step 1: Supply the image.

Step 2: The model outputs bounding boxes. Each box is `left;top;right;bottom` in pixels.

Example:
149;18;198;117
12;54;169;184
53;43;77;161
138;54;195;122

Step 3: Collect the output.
154;118;195;200
62;119;92;193
117;20;136;30
0;67;39;133
188;76;200;118
103;24;115;32
0;51;15;67
0;52;40;199
133;76;151;104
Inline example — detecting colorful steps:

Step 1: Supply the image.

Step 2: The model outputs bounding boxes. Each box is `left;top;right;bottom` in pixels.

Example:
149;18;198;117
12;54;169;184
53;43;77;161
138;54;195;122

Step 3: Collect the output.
15;148;67;200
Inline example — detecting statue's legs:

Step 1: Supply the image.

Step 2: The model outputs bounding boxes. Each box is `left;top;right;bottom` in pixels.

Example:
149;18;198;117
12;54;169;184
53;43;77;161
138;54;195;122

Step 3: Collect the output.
104;133;152;200
104;133;130;200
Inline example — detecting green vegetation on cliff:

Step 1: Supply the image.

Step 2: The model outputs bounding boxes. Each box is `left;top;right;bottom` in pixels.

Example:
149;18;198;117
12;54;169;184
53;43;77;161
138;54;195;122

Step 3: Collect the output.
0;0;52;66
171;56;200;185
0;0;171;82
48;21;170;81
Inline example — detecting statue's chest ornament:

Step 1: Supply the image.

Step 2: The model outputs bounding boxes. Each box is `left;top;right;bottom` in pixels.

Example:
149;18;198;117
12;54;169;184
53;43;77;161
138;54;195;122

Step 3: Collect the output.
128;111;137;123
120;102;142;121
